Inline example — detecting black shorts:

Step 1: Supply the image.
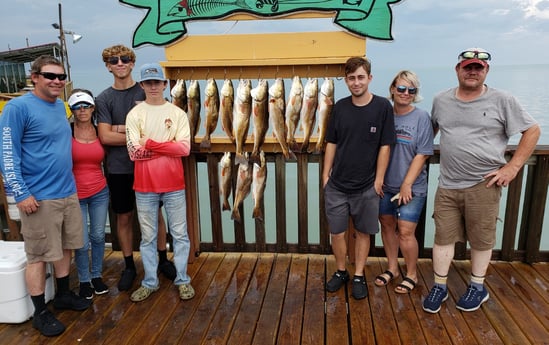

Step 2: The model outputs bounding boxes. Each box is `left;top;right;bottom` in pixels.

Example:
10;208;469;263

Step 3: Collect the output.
107;173;135;214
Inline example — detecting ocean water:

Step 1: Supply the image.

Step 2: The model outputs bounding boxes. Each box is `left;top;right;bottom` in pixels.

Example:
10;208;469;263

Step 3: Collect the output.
73;64;549;251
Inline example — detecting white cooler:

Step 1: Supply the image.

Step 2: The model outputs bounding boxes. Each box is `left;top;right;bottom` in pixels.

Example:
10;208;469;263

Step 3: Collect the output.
0;241;55;323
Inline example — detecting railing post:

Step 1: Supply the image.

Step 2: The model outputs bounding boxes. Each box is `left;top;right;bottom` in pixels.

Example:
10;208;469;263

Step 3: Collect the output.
524;155;549;263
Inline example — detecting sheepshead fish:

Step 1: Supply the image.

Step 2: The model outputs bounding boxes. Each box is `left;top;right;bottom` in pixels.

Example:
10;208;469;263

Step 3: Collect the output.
314;78;334;154
187;79;201;143
233;79;252;165
231;153;253;223
250;79;269;163
219;152;232;211
219;78;235;143
285;76;303;151
171;79;187;112
300;78;319;153
269;78;296;161
200;78;220;149
252;151;267;221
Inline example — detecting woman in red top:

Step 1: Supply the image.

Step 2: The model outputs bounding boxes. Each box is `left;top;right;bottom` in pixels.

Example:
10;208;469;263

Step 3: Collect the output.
69;89;110;299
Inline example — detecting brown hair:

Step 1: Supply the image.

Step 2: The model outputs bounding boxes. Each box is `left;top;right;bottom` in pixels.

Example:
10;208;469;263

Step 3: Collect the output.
30;55;64;75
344;56;371;76
101;44;136;64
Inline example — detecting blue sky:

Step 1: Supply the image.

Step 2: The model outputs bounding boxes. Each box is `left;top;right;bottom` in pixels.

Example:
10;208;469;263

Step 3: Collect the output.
2;0;549;93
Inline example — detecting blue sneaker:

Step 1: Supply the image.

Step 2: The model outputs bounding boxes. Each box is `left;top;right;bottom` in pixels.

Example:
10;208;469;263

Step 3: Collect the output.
456;285;489;312
422;285;448;313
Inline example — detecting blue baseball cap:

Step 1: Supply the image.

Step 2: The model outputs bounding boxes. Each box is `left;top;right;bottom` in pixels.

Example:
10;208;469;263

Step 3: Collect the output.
139;63;166;82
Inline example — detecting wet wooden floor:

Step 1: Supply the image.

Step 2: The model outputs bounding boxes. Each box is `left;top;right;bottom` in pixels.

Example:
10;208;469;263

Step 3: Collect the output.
1;250;548;345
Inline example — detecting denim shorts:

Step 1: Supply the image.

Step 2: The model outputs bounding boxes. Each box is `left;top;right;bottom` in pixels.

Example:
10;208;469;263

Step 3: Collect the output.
379;191;426;223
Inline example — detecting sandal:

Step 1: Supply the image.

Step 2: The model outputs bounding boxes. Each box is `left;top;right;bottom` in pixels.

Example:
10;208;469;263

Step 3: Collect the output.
374;270;398;287
395;277;417;294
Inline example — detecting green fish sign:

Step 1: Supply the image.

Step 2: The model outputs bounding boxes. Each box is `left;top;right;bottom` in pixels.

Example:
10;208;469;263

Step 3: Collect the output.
121;0;402;47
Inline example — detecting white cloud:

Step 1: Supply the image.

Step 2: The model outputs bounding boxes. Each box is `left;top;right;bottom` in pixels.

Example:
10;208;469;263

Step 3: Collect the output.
514;0;549;19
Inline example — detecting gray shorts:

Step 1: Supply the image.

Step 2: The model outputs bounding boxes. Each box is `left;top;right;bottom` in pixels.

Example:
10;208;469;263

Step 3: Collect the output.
324;182;380;235
20;193;83;263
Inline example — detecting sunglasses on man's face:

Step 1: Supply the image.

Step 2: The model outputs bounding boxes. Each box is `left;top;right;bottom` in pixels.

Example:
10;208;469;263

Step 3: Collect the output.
70;103;93;111
395;85;417;95
459;51;491;61
37;72;67;81
107;56;132;65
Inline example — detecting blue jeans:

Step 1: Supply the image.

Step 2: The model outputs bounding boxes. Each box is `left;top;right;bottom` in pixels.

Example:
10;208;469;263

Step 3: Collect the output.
75;186;110;282
136;190;191;288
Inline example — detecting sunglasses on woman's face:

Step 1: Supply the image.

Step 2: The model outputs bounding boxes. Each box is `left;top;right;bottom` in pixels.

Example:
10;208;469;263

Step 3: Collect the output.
395;85;417;95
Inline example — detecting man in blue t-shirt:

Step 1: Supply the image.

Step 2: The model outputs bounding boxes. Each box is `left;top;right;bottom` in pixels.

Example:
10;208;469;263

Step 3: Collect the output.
0;55;91;337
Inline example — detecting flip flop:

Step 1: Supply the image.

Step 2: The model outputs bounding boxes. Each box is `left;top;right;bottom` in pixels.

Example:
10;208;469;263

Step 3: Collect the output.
374;270;397;287
395;277;417;294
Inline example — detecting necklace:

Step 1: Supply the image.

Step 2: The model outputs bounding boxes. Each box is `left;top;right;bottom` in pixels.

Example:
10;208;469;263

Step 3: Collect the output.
74;123;97;144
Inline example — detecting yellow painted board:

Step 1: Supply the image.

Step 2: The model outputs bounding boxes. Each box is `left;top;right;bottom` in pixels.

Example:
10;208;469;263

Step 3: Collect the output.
164;31;365;62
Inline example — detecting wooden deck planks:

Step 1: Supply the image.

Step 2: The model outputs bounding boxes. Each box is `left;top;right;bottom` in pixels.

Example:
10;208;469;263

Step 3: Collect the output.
1;253;548;344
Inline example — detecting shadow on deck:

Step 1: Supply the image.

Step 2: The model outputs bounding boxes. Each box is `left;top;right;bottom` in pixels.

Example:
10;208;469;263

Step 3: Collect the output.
1;250;548;345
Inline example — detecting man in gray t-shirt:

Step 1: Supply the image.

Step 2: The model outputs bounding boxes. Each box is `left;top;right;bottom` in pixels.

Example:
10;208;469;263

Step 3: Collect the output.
423;47;540;314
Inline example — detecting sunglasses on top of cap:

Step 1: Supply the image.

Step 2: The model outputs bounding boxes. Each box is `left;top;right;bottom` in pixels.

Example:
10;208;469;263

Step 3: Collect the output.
395;85;417;95
107;56;132;65
459;51;491;61
37;72;67;81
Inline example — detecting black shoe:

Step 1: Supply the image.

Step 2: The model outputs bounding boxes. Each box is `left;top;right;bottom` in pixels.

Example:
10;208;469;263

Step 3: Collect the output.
53;291;92;311
118;268;137;291
91;277;109;295
32;308;65;337
351;275;368;300
79;282;93;300
158;260;177;281
326;270;350;292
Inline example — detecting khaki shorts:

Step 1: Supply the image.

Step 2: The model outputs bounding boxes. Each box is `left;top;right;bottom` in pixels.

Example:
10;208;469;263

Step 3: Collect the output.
20;193;83;263
433;181;501;251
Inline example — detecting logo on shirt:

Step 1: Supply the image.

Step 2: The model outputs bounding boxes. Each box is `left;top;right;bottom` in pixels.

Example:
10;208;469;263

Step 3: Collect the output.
370;126;377;133
165;118;173;130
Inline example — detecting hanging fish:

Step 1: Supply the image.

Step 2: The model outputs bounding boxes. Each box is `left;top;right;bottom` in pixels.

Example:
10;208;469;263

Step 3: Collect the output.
200;78;220;149
269;78;296;161
231;153;253;223
219;152;232;211
171;79;187;113
250;79;269;164
219;78;235;143
314;78;334;154
233;79;252;165
285;76;303;152
252;151;267;221
187;79;201;143
300;78;319;153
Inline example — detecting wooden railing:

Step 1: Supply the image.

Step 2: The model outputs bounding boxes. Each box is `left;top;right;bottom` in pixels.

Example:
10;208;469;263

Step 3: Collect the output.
179;139;549;263
1;141;548;263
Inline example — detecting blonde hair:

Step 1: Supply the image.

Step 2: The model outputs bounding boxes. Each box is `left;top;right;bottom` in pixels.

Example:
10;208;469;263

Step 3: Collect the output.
388;70;423;103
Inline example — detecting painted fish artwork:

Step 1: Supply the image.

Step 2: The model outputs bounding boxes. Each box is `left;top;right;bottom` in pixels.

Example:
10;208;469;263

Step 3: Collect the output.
122;0;402;47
